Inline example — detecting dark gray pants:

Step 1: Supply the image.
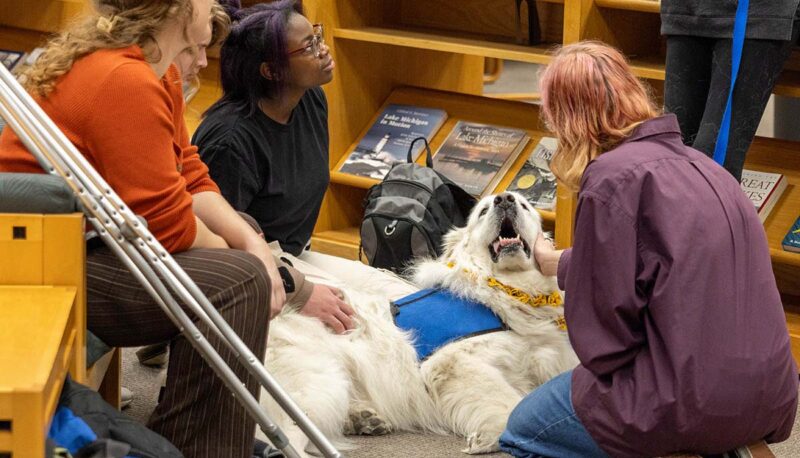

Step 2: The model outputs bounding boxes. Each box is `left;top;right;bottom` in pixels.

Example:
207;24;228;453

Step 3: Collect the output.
86;231;271;457
664;25;799;181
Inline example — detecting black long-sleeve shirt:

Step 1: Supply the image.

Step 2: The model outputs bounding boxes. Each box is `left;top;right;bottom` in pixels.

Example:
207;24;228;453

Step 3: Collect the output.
193;87;330;256
661;0;800;40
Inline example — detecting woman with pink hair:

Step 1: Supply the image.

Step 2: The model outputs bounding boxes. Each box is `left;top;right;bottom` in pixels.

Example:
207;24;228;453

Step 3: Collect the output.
500;41;798;457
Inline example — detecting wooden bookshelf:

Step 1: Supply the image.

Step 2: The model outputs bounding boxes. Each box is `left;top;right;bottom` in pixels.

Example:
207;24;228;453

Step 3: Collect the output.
0;26;50;53
321;86;556;259
333;27;555;64
309;0;568;260
745;137;800;269
594;0;660;14
331;86;551;206
0;0;87;33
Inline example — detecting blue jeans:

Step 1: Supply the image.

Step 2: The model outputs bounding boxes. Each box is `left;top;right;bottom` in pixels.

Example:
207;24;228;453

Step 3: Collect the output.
499;370;608;458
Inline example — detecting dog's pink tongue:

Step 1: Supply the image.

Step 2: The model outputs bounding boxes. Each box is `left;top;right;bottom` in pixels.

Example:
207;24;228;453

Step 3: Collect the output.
493;238;520;252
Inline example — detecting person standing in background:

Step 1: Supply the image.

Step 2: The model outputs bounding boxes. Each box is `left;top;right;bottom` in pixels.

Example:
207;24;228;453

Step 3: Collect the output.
194;0;356;335
662;0;800;181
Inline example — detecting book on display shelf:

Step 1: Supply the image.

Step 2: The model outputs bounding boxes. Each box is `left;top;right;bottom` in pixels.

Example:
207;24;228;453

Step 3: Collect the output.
505;136;557;210
338;104;448;180
0;49;24;71
739;169;787;223
432;120;529;198
782;216;800;253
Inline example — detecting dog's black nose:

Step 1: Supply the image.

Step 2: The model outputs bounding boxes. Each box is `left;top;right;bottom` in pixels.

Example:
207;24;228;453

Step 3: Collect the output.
494;193;516;207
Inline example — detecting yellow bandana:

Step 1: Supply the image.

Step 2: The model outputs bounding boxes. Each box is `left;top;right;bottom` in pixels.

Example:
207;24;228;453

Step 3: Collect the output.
446;262;567;330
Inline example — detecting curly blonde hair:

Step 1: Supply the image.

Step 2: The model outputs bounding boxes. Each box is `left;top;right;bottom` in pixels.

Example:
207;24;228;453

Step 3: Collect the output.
539;41;659;191
209;1;231;47
22;0;194;97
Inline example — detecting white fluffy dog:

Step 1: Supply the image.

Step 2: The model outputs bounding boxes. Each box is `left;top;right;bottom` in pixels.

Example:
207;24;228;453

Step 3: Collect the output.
261;192;578;455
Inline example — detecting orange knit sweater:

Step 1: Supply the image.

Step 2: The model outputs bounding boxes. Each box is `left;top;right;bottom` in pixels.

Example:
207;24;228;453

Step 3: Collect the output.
0;46;219;252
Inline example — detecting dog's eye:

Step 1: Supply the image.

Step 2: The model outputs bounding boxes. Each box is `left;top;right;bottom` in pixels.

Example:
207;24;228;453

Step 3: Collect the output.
479;207;488;217
522;203;530;211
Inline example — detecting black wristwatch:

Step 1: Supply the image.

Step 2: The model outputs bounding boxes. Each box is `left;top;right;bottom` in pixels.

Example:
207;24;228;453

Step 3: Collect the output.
278;266;295;293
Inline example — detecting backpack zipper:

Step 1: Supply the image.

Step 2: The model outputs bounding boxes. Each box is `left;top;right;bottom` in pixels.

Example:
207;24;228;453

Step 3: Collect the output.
381;179;433;194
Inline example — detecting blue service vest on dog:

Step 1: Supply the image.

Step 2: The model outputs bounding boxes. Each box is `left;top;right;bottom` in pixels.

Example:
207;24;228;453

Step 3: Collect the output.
392;289;506;361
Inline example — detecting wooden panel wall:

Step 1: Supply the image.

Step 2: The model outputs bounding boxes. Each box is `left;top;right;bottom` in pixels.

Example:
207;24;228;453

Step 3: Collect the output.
0;0;87;32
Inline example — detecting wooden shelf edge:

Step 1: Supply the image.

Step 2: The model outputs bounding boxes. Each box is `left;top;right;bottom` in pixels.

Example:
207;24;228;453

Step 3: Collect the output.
333;27;554;64
312;228;362;260
330;171;380;189
536;209;556;223
314;227;361;244
595;0;660;14
627;61;800;98
628;58;666;80
774;71;800;98
772;249;800;268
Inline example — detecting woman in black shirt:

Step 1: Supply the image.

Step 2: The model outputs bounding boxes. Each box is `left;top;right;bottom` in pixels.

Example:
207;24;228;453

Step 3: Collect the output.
194;0;355;334
194;0;333;256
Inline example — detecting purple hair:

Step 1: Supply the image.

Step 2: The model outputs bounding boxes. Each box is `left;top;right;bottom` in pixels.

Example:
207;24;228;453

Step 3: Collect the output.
208;0;303;117
216;0;242;20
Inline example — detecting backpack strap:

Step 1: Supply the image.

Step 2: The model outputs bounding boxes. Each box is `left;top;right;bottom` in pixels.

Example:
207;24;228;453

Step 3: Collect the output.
408;136;434;167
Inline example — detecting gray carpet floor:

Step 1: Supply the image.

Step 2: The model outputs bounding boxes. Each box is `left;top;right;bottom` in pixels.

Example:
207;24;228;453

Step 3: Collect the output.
121;347;800;457
121;349;509;458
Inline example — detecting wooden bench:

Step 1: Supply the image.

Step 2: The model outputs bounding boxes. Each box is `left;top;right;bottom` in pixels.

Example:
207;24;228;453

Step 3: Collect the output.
0;213;120;457
0;286;80;457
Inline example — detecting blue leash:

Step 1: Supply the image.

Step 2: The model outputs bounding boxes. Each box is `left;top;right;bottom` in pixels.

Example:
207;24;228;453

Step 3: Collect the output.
713;0;749;166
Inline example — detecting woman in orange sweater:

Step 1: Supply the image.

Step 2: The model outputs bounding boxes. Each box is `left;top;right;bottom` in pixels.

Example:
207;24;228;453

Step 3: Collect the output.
0;1;283;456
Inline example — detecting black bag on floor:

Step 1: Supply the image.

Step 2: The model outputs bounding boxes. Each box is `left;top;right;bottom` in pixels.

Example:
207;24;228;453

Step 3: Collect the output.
47;376;182;458
360;137;476;273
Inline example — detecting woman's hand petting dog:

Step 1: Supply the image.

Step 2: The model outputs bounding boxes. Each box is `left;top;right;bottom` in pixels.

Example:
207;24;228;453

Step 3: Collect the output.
533;232;562;277
301;283;356;334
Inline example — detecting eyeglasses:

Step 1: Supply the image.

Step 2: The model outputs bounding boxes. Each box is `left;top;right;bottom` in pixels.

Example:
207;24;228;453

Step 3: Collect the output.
287;24;325;58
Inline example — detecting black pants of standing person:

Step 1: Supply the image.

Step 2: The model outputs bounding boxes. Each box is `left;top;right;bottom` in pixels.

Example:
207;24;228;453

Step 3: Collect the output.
86;239;272;457
664;26;799;182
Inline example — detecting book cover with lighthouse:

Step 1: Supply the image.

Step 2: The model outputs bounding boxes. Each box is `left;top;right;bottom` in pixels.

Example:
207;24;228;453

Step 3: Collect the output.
433;121;529;198
338;104;447;180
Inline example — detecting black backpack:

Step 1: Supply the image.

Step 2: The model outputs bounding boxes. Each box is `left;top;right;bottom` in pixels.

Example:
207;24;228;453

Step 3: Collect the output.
47;376;182;458
360;137;476;273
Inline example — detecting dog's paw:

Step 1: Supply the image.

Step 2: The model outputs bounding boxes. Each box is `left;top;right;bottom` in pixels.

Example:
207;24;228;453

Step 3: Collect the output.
343;407;393;436
462;431;501;454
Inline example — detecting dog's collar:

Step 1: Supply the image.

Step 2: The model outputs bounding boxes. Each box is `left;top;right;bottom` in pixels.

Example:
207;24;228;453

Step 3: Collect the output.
446;262;567;331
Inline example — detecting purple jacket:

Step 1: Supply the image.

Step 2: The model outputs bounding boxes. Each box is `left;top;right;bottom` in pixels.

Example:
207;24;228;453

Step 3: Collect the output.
557;114;798;457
